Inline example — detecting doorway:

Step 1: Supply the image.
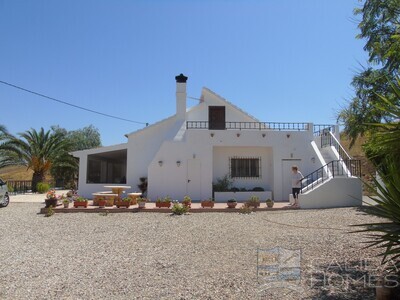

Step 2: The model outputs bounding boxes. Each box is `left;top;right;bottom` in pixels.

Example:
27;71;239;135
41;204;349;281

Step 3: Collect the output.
187;159;201;200
209;106;226;130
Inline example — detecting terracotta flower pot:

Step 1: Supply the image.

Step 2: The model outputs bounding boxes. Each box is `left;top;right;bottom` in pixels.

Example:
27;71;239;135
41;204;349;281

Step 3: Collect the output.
156;202;171;208
74;201;88;208
227;202;237;208
201;201;214;208
116;201;130;208
63;202;69;208
98;200;106;208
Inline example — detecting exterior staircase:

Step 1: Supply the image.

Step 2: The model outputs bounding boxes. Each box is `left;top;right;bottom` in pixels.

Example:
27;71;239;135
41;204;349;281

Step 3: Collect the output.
297;128;362;209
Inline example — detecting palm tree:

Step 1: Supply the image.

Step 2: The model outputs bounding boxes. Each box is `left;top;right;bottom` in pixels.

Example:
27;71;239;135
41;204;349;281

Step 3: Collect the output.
0;127;73;192
354;78;400;295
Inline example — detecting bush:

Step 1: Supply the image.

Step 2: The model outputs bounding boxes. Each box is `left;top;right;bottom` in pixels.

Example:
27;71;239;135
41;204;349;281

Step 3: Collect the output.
253;187;265;191
212;174;234;192
7;183;14;193
37;182;50;194
171;202;189;215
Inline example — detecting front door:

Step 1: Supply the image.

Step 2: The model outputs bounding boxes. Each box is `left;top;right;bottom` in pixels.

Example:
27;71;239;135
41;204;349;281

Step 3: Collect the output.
209;106;226;130
281;159;301;201
187;159;201;200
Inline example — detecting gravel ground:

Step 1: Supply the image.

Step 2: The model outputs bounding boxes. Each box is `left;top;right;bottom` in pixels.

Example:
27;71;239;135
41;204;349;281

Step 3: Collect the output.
0;202;384;299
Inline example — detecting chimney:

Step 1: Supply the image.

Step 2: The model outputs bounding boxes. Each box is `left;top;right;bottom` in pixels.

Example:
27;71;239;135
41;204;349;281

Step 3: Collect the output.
175;73;187;120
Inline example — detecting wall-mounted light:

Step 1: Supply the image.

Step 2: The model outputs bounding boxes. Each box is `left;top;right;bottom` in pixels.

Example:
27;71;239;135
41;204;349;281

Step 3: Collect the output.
193;154;196;159
262;133;266;138
311;157;316;163
210;133;214;137
236;133;240;137
158;160;163;167
176;160;181;167
286;134;291;138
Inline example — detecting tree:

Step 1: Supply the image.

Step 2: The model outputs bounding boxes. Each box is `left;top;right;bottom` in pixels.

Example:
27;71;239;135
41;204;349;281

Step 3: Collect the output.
49;125;101;188
338;0;400;146
362;78;400;171
68;125;101;151
0;127;73;192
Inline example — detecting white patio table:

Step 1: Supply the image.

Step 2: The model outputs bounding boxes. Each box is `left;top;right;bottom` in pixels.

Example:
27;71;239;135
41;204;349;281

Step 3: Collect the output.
103;185;131;200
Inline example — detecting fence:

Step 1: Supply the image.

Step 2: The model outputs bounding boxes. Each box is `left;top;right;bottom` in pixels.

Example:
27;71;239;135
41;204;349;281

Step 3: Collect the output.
6;180;55;194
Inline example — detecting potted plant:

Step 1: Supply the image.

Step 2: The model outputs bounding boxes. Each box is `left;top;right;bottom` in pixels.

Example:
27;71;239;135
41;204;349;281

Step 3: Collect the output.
227;198;237;208
98;197;106;208
137;197;148;209
137;177;148;197
45;189;58;208
62;198;70;208
156;196;172;208
201;198;215;208
73;196;88;208
266;198;274;208
116;197;131;208
182;195;191;208
246;195;260;208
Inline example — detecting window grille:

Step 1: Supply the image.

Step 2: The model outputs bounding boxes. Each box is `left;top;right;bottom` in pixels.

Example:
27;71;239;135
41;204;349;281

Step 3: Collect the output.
229;157;261;178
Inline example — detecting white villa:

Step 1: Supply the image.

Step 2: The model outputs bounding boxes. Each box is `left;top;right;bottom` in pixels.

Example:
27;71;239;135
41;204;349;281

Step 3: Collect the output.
72;74;362;209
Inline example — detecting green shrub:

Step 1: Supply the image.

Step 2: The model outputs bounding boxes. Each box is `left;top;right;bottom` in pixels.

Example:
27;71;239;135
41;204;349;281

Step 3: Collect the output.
37;182;50;194
171;202;189;215
212;174;234;192
7;183;14;193
253;187;265;191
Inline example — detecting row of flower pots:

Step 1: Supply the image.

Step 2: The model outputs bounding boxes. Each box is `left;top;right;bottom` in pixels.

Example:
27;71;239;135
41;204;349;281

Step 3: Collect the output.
45;190;276;210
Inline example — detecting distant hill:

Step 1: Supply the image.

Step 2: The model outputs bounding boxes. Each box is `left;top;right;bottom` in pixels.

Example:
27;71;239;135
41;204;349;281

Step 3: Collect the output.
0;165;33;181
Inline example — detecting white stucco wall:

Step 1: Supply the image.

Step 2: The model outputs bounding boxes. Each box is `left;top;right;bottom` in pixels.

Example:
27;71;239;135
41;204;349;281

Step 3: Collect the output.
298;177;362;209
213;146;273;191
73;81;349;205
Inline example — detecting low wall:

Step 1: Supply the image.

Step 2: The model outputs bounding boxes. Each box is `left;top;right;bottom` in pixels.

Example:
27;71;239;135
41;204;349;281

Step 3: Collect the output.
214;191;272;202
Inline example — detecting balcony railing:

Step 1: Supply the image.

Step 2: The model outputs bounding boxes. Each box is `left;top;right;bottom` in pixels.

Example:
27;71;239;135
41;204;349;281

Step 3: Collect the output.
187;121;312;131
301;159;361;193
187;121;335;133
321;130;351;160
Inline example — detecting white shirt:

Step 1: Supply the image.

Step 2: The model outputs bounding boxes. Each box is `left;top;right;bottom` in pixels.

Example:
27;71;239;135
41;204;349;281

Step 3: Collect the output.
292;171;304;188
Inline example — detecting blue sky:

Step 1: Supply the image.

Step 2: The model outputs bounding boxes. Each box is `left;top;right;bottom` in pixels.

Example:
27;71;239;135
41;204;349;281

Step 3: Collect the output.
0;0;368;146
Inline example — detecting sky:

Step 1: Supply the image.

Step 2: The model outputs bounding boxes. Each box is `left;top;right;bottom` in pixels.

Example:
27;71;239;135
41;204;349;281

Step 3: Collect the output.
0;0;368;146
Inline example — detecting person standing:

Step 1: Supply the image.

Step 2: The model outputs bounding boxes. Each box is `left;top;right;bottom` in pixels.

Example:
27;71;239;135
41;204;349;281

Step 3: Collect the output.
291;165;304;207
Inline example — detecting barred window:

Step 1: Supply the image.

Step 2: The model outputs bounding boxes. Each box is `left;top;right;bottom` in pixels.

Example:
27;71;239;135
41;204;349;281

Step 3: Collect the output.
230;157;261;178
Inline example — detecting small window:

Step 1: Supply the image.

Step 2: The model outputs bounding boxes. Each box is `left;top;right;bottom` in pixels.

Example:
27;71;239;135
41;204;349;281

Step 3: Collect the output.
230;157;261;178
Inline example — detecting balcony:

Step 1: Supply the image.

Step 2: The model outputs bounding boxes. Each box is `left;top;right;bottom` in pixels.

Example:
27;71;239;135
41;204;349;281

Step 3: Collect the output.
187;121;313;131
186;121;336;133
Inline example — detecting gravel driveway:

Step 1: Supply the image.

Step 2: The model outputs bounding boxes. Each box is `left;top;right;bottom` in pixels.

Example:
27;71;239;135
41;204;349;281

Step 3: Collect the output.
0;202;383;299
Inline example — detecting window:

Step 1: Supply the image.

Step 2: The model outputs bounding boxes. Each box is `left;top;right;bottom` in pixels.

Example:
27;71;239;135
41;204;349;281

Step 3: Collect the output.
230;157;261;178
87;149;127;184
